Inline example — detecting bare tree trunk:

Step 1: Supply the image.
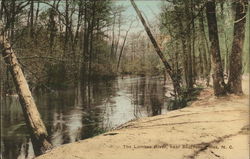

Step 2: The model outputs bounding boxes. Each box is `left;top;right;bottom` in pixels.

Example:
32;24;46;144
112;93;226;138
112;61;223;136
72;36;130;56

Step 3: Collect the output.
81;0;89;80
88;1;96;81
0;0;4;20
0;35;52;156
29;0;34;38
35;1;40;26
130;0;181;96
206;0;226;96
0;53;3;98
117;24;131;70
198;46;204;78
191;0;196;82
73;0;83;81
48;1;57;54
10;0;15;42
227;0;248;95
64;0;69;57
184;0;194;90
110;14;116;59
199;11;211;86
198;15;206;77
114;13;121;57
224;32;229;75
34;1;40;44
174;41;179;74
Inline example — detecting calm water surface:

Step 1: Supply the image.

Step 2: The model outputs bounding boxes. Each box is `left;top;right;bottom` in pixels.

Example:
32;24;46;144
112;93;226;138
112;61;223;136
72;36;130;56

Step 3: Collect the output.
1;76;175;159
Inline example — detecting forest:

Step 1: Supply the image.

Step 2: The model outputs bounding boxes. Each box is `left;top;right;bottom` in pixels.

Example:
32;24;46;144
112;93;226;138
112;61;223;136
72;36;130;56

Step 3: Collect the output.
0;0;249;159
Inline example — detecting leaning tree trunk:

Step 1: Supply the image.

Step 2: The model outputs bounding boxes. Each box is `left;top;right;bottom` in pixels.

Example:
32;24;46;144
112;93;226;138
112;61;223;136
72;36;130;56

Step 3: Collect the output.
117;30;128;71
227;0;248;95
206;0;226;96
0;35;52;156
117;21;133;71
130;0;181;96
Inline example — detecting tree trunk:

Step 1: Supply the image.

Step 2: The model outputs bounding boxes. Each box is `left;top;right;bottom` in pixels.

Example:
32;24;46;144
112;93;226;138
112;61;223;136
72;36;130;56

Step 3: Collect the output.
110;14;116;59
173;4;192;90
88;1;96;80
10;0;15;42
0;0;4;20
117;27;130;70
198;15;207;78
64;0;69;57
199;11;211;86
191;0;196;83
29;0;34;38
227;0;248;95
206;0;226;96
198;47;204;78
184;0;194;90
114;13;122;57
224;32;229;75
81;0;89;80
35;1;40;26
0;35;52;156
48;1;57;54
130;0;181;96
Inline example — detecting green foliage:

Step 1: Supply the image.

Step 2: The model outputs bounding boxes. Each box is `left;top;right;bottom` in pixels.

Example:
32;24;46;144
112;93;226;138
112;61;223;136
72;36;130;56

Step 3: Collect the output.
167;87;203;110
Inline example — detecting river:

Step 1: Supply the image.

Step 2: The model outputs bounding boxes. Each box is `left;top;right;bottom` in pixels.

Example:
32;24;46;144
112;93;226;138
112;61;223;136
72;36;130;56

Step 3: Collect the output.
1;76;177;159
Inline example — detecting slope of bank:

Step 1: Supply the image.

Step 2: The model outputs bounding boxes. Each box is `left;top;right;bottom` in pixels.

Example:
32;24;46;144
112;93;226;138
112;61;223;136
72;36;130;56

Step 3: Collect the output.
36;77;249;159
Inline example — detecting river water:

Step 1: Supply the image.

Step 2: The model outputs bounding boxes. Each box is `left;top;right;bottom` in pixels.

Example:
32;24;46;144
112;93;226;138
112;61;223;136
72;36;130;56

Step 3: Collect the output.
1;76;176;159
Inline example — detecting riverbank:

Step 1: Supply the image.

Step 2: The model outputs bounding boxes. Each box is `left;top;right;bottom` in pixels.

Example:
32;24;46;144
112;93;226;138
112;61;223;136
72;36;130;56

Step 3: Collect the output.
36;77;249;159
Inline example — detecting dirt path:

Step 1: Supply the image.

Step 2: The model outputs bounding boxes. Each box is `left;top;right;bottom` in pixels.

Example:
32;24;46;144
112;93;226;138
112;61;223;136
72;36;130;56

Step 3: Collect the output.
36;77;249;159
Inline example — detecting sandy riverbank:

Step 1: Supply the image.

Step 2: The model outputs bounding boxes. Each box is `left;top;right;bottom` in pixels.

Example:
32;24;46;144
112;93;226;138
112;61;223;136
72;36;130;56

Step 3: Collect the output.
36;77;249;159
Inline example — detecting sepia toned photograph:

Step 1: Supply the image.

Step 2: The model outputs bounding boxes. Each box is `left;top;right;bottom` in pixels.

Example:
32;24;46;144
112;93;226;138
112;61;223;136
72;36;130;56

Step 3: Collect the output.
0;0;249;159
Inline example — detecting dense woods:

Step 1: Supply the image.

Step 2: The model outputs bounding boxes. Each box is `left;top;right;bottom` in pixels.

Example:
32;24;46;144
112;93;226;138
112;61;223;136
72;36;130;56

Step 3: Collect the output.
158;0;249;96
1;0;123;92
1;0;248;95
0;0;249;158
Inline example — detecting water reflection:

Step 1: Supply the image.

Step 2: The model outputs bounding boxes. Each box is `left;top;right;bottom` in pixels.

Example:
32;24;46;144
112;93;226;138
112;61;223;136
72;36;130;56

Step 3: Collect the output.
2;76;171;159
